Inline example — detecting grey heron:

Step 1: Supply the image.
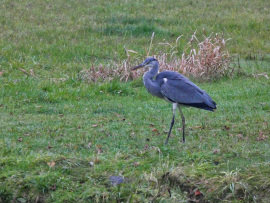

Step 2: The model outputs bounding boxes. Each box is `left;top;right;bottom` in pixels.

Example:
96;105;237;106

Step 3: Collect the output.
132;57;216;144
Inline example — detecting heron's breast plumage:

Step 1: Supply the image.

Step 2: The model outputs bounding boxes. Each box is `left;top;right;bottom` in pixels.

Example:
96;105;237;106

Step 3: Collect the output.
143;71;164;99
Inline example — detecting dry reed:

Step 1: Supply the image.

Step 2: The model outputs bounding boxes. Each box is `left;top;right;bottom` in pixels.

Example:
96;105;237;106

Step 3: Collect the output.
80;32;233;83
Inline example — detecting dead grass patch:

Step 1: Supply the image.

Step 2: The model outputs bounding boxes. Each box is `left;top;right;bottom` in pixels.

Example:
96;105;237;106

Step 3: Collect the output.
162;163;270;202
80;31;235;83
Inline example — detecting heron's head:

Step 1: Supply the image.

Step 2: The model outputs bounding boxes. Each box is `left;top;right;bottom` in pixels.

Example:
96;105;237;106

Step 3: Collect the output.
131;57;158;71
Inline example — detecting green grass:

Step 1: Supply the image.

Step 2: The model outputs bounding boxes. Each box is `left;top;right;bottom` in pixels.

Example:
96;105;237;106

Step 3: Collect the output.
1;0;270;76
0;0;270;202
1;69;269;202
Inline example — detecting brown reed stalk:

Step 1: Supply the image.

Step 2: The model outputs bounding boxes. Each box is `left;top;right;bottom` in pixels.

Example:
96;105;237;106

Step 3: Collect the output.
79;32;233;83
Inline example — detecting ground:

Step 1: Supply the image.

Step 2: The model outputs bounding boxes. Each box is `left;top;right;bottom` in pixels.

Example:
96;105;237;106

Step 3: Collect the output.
0;0;269;202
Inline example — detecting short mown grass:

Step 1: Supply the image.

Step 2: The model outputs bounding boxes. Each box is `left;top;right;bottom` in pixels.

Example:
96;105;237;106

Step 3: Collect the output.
0;0;270;202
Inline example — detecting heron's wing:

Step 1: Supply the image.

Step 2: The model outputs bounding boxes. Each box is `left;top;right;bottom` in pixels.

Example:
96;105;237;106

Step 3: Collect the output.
158;72;216;110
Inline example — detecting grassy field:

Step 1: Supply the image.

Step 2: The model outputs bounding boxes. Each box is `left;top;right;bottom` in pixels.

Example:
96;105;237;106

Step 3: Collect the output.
1;0;270;202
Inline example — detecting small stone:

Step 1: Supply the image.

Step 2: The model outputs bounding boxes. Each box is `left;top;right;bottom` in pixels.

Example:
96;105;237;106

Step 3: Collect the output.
109;176;124;186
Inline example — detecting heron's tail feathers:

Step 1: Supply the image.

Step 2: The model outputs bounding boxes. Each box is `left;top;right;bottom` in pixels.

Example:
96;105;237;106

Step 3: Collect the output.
179;101;217;111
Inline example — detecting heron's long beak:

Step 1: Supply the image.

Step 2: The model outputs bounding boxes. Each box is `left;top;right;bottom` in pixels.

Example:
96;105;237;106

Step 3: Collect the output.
131;63;144;71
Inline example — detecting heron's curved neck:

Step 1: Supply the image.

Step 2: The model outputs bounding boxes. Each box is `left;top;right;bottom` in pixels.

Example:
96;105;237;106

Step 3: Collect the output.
143;62;164;98
144;62;159;79
143;62;160;96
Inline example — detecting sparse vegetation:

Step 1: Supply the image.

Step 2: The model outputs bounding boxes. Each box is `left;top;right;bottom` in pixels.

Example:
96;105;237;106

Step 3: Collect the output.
0;0;269;202
80;32;234;82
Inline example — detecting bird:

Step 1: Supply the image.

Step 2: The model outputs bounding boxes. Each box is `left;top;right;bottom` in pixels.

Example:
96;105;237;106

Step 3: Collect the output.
131;57;216;144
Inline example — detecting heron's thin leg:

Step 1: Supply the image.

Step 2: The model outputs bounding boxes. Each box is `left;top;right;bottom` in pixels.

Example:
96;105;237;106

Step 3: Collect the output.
165;103;177;145
178;106;185;143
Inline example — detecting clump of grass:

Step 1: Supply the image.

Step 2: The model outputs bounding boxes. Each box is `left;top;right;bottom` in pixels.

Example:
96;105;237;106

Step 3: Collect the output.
179;31;233;80
79;58;144;83
80;31;234;83
162;162;270;202
150;31;234;81
207;168;251;201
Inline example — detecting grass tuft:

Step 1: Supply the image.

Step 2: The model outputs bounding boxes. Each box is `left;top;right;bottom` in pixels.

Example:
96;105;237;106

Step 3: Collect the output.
79;31;235;83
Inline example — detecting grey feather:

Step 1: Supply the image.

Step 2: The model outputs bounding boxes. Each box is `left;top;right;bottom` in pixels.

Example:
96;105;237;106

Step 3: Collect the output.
157;71;216;110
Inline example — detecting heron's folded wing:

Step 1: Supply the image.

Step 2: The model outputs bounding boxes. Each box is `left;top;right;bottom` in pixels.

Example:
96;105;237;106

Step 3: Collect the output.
160;78;216;110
